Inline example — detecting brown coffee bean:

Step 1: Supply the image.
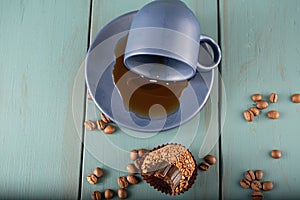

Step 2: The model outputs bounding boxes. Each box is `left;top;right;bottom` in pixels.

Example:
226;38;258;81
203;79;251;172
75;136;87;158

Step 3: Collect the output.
130;149;138;161
250;107;260;116
291;94;300;103
251;191;263;200
269;93;278;103
240;179;250;189
271;149;281;159
256;100;269;110
251;180;262;191
138;148;148;157
101;113;111;123
87;91;93;100
87;174;98;184
244;110;254;122
84;120;96;131
91;191;101;200
252;94;263;102
255;170;263;181
245;170;255;182
104;189;114;199
126;163;138;174
104;125;116;134
204;155;217;165
198;162;210;171
93;167;104;178
118;188;127;199
262;181;273;191
126;174;139;184
118;176;129;188
96;120;106;130
267;110;280;119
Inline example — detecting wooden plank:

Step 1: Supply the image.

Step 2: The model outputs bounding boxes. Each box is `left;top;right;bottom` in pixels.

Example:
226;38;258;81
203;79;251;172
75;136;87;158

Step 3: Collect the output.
220;0;300;199
0;0;90;198
81;0;220;199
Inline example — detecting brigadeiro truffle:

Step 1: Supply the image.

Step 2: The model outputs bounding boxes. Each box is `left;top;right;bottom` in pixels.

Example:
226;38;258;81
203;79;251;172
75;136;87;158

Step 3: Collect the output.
136;144;197;195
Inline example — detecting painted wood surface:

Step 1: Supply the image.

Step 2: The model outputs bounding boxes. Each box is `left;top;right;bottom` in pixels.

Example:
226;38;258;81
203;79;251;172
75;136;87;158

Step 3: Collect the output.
0;0;90;199
220;0;300;199
80;0;220;199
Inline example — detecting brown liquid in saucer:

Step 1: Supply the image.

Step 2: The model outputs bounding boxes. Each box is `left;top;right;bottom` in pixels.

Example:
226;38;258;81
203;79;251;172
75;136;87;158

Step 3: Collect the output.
112;36;188;119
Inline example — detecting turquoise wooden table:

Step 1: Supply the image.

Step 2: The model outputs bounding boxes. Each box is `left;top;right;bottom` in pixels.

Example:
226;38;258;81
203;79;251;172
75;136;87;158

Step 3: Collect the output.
1;0;300;199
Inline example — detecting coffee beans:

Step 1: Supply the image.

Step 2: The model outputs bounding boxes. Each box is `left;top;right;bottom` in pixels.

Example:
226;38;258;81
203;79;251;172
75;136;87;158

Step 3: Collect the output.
291;94;300;103
104;125;116;134
96;120;106;130
126;175;139;184
84;120;96;131
245;170;255;182
270;149;281;159
118;176;129;188
87;174;98;184
138;148;148;157
240;179;250;189
255;170;263;181
267;110;280;119
93;167;104;178
251;180;262;191
118;188;127;199
101;113;111;123
104;189;114;199
250;107;260;116
262;181;273;191
126;164;138;174
252;94;263;102
244;110;254;122
130;149;138;161
269;93;278;103
91;191;101;200
251;191;263;200
198;162;209;171
204;155;217;165
256;100;269;110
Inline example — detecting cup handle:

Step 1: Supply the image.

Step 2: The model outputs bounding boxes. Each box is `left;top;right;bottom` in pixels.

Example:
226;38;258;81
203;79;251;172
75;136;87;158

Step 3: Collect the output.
197;34;222;72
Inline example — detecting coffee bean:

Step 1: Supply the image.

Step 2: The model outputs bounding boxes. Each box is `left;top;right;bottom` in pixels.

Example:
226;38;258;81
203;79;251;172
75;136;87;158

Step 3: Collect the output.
91;191;101;200
250;107;260;116
84;120;96;131
118;176;129;188
126;174;139;184
256;100;269;110
118;188;127;199
130;149;138;161
291;94;300;103
87;174;98;184
96;120;106;130
244;110;254;122
204;155;217;165
104;189;114;199
262;181;273;191
251;180;262;191
251;191;263;200
104;125;116;134
101;113;111;123
240;179;250;189
255;170;263;181
245;170;255;182
198;162;210;171
93;167;104;178
267;110;280;119
138;148;148;157
270;149;281;159
126;163;138;174
252;94;263;102
269;93;278;103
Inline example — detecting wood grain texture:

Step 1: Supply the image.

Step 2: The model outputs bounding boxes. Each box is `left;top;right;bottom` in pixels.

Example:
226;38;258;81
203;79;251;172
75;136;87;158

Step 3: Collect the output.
81;0;220;199
0;0;90;198
220;0;300;199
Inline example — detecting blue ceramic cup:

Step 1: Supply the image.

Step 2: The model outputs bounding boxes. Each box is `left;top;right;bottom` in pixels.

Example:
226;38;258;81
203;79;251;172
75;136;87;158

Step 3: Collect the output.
124;0;221;81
